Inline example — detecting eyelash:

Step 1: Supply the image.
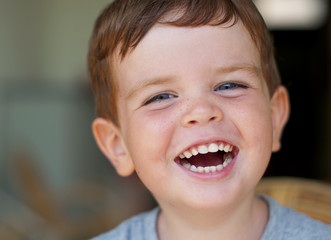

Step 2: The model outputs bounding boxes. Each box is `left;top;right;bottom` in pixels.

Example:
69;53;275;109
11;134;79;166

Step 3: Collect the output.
143;82;248;106
214;82;248;91
143;93;177;105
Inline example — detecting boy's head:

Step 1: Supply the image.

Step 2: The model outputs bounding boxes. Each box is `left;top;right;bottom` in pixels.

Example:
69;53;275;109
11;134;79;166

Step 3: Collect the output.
88;0;281;127
88;0;290;210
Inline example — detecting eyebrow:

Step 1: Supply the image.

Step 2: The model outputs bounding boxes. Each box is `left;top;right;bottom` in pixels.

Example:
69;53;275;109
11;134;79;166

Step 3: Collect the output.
126;76;176;100
126;64;261;99
217;64;262;77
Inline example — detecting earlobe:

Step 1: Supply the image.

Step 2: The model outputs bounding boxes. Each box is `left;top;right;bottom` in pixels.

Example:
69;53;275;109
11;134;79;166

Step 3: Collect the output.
270;86;290;152
92;118;135;176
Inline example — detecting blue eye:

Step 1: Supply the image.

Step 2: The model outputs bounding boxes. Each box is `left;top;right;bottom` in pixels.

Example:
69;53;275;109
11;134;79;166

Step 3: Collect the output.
215;82;248;91
144;93;176;105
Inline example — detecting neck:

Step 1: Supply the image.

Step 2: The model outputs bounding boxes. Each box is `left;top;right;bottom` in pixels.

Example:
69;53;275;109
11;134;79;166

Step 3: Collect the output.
157;195;268;240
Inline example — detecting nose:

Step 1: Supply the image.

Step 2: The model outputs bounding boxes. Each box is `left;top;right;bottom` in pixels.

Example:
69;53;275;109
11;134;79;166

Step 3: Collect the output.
181;98;223;127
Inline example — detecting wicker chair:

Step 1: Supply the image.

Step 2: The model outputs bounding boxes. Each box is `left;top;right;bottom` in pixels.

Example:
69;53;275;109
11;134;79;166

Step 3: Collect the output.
256;177;331;225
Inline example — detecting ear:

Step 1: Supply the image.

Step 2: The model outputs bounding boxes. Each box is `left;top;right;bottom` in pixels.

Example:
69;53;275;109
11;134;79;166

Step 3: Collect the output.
270;86;290;152
92;118;135;177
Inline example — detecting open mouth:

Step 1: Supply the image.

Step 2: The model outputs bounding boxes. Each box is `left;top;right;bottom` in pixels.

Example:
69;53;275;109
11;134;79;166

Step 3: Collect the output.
175;142;237;174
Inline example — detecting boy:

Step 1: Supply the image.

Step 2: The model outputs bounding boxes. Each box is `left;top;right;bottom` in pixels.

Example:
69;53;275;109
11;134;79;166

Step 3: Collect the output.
88;0;331;239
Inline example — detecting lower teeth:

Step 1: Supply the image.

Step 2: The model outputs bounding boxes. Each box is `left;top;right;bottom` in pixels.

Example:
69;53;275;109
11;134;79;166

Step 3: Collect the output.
181;153;233;173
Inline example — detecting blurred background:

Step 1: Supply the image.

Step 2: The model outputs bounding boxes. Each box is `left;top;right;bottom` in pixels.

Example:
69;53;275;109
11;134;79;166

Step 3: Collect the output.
0;0;330;239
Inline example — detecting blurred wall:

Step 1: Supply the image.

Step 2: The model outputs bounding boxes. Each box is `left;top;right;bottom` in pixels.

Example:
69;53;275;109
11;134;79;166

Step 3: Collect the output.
0;0;113;189
328;8;331;180
0;0;111;83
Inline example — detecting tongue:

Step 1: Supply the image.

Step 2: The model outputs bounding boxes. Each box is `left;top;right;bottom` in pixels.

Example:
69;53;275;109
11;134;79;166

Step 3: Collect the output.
187;152;223;167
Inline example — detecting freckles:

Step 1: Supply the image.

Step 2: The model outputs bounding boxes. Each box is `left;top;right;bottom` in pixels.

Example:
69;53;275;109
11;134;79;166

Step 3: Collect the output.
150;116;173;131
147;108;178;128
128;112;177;147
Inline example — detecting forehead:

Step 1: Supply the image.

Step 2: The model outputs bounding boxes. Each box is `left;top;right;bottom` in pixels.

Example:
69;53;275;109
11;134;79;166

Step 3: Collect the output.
112;21;262;93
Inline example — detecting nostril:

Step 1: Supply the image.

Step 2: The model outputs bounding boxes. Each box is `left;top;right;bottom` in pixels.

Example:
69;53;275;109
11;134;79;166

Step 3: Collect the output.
185;116;219;127
210;116;217;121
188;120;198;125
181;102;223;127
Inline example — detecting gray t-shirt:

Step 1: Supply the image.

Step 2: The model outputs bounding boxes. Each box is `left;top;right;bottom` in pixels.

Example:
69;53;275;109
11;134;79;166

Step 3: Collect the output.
91;196;331;240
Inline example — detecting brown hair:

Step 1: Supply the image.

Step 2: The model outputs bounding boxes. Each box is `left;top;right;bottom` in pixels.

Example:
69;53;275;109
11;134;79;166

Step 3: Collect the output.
88;0;281;126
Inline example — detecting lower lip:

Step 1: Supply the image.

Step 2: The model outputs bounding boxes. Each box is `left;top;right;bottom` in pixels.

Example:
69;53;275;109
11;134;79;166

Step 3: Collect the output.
176;155;237;181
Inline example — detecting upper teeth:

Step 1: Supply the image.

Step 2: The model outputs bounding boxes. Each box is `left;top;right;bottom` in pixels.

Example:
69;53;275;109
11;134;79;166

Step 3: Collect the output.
179;142;233;159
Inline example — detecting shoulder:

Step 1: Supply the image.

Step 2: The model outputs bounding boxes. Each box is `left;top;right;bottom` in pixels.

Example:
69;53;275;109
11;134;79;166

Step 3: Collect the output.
90;207;160;240
261;196;331;240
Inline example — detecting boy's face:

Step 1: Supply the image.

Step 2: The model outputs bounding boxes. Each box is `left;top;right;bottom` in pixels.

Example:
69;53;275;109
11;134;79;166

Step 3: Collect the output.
94;22;289;210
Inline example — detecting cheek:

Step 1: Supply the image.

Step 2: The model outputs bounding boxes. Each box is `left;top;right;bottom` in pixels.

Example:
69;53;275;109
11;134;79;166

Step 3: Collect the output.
231;95;273;184
123;109;177;161
122;111;177;193
232;95;273;151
